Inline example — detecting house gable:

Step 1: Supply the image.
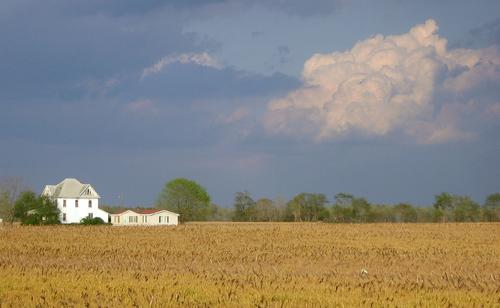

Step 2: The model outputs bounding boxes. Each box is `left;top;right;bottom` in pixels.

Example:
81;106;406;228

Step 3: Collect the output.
43;178;100;199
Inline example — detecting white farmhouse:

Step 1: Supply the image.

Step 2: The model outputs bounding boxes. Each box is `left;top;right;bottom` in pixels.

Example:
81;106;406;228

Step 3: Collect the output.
110;209;179;226
42;178;109;224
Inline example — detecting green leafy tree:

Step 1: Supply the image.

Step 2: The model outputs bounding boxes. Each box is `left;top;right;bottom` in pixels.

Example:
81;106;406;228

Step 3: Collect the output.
393;203;417;222
483;193;500;221
13;192;60;225
453;196;480;222
415;207;435;223
13;191;38;222
331;193;372;223
369;204;395;222
433;193;481;222
233;191;256;221
287;193;329;221
334;193;354;207
156;178;211;222
433;192;454;222
330;204;353;222
352;197;371;222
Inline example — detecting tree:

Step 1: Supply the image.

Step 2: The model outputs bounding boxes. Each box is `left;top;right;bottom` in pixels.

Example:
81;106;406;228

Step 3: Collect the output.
331;193;371;222
156;178;211;222
207;203;234;221
433;192;454;222
393;203;417;222
433;193;481;222
254;198;274;221
13;191;38;223
271;197;288;222
13;191;60;225
453;196;480;222
483;193;500;221
334;193;354;207
233;191;256;221
369;204;394;222
0;177;24;223
330;204;354;223
287;193;329;222
351;197;371;222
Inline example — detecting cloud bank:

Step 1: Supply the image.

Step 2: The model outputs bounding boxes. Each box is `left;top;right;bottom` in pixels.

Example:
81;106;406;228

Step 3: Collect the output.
264;19;500;143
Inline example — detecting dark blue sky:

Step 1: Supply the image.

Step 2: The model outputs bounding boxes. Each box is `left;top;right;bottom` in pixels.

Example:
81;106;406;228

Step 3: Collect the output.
1;0;499;207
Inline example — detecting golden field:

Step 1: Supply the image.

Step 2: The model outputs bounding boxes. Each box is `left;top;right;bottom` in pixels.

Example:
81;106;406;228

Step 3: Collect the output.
0;223;499;307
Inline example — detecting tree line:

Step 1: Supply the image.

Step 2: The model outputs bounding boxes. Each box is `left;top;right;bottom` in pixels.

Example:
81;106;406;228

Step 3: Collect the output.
155;178;500;223
1;177;499;224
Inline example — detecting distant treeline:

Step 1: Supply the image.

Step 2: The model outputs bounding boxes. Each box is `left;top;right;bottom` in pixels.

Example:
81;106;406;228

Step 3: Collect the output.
209;191;500;223
2;177;499;224
104;181;500;223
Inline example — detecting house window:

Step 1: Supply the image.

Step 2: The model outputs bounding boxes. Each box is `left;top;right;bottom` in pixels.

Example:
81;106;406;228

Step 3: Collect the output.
88;200;92;208
75;200;79;208
63;200;66;207
142;216;148;223
114;216;120;223
62;213;66;221
159;216;162;223
128;216;138;223
167;216;169;223
88;213;93;219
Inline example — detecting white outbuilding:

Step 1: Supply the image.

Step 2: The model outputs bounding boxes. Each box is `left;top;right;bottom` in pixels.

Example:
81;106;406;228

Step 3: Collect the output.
42;178;109;224
110;209;179;226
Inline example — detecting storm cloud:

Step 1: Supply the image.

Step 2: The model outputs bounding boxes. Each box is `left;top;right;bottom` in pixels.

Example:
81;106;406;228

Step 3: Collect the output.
264;20;500;144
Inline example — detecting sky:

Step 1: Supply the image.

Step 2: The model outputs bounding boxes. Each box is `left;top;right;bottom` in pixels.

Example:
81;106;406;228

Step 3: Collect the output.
1;0;500;207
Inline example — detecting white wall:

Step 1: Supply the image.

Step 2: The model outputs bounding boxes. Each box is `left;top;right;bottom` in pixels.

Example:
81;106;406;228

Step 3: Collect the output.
111;211;140;226
111;211;179;226
149;212;179;226
57;198;108;224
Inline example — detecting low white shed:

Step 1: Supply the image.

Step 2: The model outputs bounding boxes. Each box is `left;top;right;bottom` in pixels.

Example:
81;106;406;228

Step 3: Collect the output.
110;209;179;226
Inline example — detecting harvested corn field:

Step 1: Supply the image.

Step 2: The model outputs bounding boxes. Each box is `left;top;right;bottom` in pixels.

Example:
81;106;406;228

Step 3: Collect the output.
0;223;499;307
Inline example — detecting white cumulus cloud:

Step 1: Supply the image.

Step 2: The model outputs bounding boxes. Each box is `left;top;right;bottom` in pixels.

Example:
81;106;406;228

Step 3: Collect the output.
264;19;500;144
141;52;221;79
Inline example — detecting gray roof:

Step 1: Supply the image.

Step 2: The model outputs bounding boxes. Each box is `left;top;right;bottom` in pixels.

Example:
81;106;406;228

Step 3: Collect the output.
43;178;100;199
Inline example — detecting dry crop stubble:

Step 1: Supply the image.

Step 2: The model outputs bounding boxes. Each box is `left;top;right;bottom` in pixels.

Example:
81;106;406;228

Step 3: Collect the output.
0;223;499;306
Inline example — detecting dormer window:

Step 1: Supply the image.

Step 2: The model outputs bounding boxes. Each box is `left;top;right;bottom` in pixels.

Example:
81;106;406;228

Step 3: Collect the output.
86;188;91;195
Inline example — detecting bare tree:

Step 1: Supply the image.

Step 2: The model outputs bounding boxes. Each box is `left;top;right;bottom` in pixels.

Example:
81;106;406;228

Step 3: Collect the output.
0;177;25;223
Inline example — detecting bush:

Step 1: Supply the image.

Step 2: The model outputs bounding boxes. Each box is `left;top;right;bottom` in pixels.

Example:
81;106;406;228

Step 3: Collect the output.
80;217;106;225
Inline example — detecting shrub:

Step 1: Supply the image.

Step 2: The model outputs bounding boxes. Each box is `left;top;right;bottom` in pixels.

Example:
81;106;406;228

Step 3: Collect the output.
80;217;106;225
